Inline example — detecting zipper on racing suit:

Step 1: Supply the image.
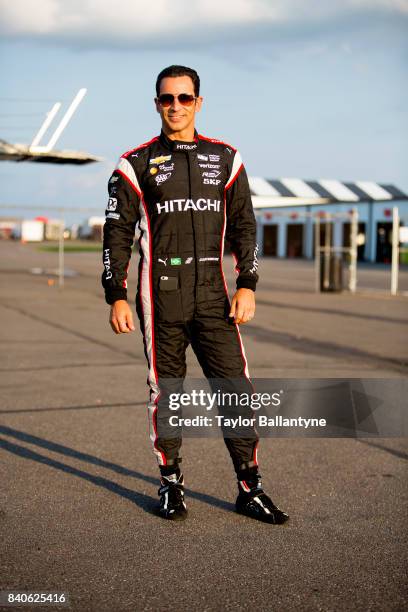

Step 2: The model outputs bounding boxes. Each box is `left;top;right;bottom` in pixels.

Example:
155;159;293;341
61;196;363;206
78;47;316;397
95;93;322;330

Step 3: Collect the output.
185;151;198;312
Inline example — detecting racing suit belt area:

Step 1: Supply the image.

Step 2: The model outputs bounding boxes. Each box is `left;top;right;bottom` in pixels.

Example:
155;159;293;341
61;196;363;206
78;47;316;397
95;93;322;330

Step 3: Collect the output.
102;130;259;471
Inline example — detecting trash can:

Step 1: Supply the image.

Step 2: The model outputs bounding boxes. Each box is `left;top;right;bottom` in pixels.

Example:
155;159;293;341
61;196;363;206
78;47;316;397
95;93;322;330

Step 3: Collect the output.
320;253;343;292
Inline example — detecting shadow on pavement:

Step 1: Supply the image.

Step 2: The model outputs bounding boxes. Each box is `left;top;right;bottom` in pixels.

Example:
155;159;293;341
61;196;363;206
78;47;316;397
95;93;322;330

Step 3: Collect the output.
245;324;407;372
0;301;140;360
0;401;146;415
0;425;235;513
0;360;136;373
0;435;158;515
256;298;408;326
357;439;408;461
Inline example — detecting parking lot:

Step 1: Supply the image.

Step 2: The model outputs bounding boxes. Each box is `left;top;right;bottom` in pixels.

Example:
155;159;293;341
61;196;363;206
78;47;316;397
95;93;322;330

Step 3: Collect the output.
1;240;407;611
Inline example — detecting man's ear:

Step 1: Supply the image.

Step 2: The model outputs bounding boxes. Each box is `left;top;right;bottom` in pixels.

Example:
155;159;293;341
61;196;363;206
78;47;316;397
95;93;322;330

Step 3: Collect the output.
154;98;161;114
195;96;203;113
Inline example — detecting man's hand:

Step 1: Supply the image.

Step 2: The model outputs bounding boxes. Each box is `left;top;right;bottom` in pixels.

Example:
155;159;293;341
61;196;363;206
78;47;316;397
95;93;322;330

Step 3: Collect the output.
229;288;255;325
109;300;136;334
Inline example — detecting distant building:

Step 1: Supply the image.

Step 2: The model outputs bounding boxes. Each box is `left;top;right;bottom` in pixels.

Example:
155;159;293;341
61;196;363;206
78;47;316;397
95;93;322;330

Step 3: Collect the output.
21;220;44;242
250;178;408;263
0;216;21;239
0;216;66;242
79;216;105;240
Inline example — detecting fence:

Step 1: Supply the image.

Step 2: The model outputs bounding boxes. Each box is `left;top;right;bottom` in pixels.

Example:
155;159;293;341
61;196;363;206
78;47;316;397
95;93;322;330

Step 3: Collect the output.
1;204;407;296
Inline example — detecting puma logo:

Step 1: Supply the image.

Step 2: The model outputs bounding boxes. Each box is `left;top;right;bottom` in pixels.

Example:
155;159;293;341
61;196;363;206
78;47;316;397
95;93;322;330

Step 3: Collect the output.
158;257;167;266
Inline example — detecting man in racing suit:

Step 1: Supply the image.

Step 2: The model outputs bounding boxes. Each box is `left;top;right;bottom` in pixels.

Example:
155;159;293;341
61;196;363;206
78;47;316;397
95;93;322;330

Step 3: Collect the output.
102;65;288;524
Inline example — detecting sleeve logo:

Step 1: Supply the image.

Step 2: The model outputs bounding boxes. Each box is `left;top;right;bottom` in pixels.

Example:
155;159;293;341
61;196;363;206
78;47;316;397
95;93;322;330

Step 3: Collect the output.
107;197;118;211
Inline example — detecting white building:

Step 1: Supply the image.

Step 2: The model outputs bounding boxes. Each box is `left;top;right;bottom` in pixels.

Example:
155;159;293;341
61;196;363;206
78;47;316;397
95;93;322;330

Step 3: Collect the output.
250;178;408;263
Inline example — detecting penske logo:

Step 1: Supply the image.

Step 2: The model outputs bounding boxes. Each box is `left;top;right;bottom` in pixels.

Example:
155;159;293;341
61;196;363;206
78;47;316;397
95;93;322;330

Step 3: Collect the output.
149;155;172;165
156;198;221;214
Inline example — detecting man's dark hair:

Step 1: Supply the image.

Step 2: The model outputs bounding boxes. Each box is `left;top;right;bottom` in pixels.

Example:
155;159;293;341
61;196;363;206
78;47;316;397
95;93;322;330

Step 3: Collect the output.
156;65;200;97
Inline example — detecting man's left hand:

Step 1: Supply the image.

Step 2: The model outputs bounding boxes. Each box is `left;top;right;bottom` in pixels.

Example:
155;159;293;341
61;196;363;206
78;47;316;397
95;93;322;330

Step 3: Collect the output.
229;288;255;325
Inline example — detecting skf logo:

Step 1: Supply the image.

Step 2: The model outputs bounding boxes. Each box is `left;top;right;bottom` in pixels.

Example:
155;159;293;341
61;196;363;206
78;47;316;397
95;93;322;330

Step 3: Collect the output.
149;155;172;165
203;178;221;185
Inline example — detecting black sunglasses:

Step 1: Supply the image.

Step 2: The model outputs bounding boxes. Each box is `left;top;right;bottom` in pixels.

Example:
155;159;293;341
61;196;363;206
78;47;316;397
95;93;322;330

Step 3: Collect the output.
157;93;196;107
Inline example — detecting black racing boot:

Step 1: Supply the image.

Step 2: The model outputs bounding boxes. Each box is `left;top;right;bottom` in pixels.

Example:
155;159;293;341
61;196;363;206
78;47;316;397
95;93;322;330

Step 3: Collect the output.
158;473;188;521
236;471;289;525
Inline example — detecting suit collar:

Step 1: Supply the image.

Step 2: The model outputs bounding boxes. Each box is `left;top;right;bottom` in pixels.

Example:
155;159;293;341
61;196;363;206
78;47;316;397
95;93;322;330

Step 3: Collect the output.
159;129;199;152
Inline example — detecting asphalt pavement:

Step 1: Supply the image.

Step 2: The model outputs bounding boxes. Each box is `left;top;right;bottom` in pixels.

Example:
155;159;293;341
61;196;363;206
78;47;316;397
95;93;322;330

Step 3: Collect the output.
0;241;407;611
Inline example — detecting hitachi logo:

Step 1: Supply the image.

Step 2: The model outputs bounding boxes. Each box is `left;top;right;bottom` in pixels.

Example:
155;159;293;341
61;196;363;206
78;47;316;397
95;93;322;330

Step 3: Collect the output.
156;198;221;214
175;143;197;150
103;248;112;280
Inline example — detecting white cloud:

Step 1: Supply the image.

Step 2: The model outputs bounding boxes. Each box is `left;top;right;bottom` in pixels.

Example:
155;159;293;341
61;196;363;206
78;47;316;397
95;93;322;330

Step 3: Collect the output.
0;0;406;45
351;0;408;12
0;0;279;37
0;0;58;34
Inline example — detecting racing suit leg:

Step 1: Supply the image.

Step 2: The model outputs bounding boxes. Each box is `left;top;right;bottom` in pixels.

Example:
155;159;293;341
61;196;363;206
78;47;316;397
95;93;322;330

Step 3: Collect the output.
136;294;188;470
137;299;258;475
154;320;190;469
190;313;259;474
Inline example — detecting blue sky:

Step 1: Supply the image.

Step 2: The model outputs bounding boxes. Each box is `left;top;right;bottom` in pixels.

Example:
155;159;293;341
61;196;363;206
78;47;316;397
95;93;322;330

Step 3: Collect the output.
0;0;407;222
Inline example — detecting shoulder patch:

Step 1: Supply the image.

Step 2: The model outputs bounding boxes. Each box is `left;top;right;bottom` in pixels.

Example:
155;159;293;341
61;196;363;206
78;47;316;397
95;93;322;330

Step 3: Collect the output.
198;134;237;153
122;136;159;159
225;150;243;189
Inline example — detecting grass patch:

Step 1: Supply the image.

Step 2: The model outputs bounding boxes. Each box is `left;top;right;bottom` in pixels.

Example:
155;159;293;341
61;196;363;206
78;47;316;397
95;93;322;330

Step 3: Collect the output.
38;244;102;253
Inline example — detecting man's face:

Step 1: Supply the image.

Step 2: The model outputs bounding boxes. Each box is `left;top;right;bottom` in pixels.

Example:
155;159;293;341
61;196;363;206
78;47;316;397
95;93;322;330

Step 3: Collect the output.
155;76;202;135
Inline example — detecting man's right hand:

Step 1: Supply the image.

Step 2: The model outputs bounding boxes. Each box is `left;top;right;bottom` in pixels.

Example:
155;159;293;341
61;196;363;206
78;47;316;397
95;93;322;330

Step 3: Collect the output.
109;300;136;334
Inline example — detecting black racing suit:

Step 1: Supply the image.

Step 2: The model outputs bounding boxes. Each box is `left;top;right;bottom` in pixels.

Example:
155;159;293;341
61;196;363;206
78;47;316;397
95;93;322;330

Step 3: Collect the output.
102;130;260;475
